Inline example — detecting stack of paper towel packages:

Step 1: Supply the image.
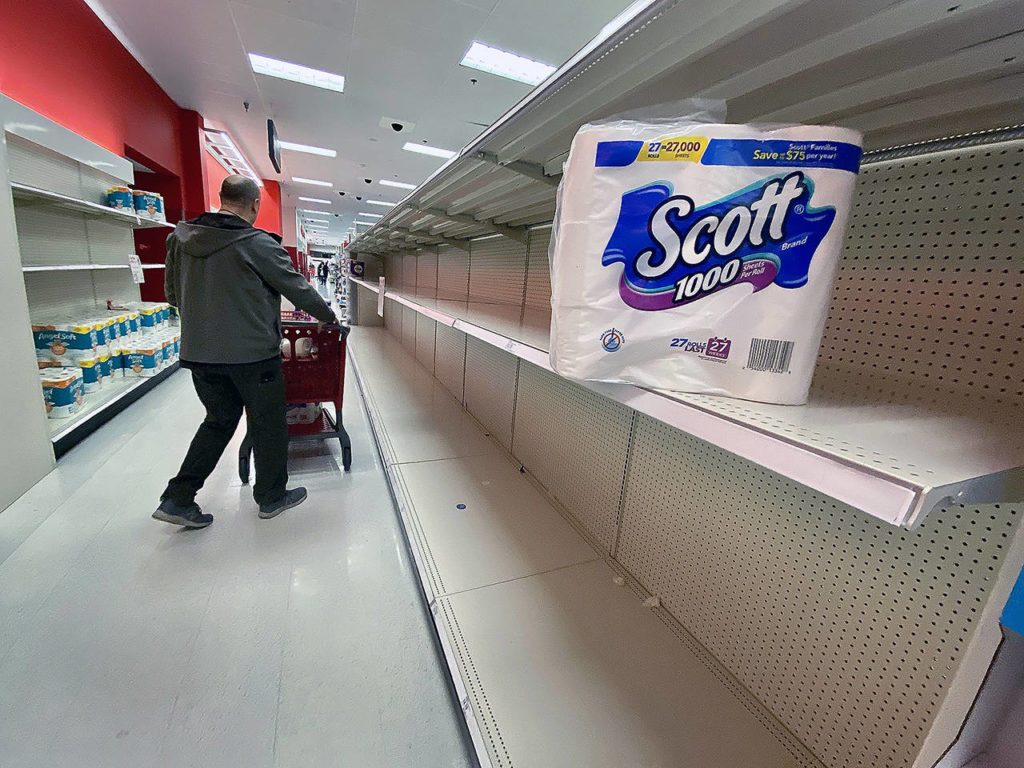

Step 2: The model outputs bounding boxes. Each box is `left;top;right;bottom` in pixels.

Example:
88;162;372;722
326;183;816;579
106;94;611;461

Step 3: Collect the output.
548;104;862;405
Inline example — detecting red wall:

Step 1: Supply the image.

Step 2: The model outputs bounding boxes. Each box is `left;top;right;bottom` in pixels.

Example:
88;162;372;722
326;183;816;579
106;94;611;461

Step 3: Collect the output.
0;0;185;181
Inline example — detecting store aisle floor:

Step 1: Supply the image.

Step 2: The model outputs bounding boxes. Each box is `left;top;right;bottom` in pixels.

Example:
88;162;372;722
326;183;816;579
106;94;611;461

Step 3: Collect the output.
0;368;475;768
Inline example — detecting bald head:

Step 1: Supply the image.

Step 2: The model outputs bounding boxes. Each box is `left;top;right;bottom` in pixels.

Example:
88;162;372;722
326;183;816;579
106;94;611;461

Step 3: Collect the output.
220;175;260;207
218;175;261;223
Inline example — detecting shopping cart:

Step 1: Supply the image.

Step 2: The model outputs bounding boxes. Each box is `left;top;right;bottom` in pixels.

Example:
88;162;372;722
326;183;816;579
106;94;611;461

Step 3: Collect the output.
238;312;352;483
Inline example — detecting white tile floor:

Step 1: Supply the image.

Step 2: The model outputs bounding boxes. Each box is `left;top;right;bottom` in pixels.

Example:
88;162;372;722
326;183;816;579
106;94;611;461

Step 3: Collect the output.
0;367;475;768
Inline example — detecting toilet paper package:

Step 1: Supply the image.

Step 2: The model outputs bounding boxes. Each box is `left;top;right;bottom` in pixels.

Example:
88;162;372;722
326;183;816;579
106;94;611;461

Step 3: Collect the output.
33;323;98;368
78;356;103;392
125;343;161;377
108;346;124;378
40;368;84;419
549;106;862;404
132;190;165;221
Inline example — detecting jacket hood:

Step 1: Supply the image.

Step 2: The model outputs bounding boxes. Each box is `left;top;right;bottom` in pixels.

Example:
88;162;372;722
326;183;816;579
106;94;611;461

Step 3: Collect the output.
173;212;262;259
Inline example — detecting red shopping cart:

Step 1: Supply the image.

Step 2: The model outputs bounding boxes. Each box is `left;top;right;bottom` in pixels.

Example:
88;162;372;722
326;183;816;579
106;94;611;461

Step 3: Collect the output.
238;312;352;483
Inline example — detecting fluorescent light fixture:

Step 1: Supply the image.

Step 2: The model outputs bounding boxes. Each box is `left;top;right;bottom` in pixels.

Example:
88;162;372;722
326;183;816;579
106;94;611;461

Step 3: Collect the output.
380;179;416;190
460;41;556;86
366;199;396;207
278;140;337;157
248;53;345;93
203;128;263;187
402;142;456;160
358;212;383;218
298;196;331;204
304;219;330;225
292;177;333;187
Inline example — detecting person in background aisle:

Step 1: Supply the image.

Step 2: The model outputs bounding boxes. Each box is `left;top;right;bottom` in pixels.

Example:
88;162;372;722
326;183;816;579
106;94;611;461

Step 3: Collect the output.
153;175;339;529
317;261;327;286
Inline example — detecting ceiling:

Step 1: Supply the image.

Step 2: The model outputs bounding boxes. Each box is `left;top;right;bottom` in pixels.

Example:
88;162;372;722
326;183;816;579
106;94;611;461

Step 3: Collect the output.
87;0;636;246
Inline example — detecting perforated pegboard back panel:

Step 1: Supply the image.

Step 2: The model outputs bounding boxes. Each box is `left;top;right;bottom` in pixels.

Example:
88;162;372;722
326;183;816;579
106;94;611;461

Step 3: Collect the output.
437;245;470;301
435;323;467;403
615;413;1024;768
415;314;436;374
383;296;401;339
416;249;438;298
384;256;401;290
468;237;526;305
524;227;552;310
815;139;1023;411
402;306;417;354
512;362;634;553
402;253;418;291
463;338;518;451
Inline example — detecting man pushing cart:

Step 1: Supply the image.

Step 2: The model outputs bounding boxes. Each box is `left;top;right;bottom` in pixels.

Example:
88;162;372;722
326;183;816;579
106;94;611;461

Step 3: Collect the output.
153;174;345;530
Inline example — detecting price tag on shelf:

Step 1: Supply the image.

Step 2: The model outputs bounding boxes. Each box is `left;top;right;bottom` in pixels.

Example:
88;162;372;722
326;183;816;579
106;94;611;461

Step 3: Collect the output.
377;276;385;317
128;254;145;284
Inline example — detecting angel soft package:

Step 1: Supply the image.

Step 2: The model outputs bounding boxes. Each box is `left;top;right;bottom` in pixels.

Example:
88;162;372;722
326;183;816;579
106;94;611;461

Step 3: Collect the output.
549;114;862;404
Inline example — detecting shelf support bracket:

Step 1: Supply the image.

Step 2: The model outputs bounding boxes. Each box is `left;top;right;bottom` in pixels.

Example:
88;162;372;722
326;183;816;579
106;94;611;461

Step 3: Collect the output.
414;206;529;245
394;226;470;251
473;150;561;188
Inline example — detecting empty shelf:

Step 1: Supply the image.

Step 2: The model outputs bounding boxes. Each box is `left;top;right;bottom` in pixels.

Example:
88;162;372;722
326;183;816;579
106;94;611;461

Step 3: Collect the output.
352;281;1024;528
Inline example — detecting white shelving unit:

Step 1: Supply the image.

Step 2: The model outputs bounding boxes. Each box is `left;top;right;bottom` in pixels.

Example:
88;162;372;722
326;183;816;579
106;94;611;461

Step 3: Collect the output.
347;4;1024;768
1;94;178;471
10;182;173;230
353;279;1024;529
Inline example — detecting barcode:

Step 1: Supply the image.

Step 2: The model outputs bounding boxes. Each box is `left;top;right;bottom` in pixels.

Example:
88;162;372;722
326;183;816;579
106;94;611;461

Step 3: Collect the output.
747;339;795;373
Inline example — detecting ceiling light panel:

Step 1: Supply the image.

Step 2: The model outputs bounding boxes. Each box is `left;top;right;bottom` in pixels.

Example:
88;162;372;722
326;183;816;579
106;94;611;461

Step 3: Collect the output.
366;200;396;207
402;142;456;160
203;129;263;187
358;212;384;218
298;196;331;204
293;177;333;187
380;180;417;190
248;53;345;92
278;140;337;157
460;41;556;86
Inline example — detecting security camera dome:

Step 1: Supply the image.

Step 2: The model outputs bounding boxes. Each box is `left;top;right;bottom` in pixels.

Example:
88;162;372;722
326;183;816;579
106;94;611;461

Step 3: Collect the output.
391;122;403;132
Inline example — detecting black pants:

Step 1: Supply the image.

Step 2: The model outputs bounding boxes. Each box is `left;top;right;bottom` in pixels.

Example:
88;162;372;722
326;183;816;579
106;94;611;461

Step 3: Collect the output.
162;356;287;507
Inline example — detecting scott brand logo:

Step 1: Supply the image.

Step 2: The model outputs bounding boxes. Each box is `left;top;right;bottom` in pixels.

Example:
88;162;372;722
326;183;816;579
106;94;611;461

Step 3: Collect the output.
601;172;836;311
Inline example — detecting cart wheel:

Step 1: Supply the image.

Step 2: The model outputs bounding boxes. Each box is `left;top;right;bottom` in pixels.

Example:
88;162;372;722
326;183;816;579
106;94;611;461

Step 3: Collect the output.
342;446;352;472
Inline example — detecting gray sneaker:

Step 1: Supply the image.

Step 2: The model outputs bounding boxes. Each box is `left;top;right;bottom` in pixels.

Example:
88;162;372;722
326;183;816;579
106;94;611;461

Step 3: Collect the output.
153;499;213;529
259;487;308;519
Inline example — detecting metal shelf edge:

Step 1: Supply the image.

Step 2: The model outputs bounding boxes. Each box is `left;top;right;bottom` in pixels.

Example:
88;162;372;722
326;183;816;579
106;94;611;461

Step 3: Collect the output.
11;182;170;229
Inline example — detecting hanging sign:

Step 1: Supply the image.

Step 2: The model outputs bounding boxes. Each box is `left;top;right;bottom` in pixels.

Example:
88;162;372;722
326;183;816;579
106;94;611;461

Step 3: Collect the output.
128;254;145;284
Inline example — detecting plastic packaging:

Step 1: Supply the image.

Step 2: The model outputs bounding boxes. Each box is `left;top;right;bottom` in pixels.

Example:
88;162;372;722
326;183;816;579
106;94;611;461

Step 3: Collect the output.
40;368;84;418
548;101;862;404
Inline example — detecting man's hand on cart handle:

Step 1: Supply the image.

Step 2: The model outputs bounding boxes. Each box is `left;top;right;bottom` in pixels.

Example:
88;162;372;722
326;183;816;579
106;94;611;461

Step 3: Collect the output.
318;318;351;339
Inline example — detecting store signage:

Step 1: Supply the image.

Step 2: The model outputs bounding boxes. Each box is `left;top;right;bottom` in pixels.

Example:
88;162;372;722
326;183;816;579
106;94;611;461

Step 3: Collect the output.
128;254;145;284
378;277;385;317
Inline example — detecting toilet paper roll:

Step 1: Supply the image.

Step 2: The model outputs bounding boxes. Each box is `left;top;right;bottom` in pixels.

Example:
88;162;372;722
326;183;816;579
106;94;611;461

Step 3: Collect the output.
549;115;862;404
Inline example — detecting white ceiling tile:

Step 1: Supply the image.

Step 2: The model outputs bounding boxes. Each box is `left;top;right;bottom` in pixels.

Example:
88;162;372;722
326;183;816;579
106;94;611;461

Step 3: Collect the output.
86;0;637;241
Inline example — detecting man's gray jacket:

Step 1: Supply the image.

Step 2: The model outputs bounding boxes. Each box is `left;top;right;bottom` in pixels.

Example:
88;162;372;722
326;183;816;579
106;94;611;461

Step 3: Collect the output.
164;212;335;364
